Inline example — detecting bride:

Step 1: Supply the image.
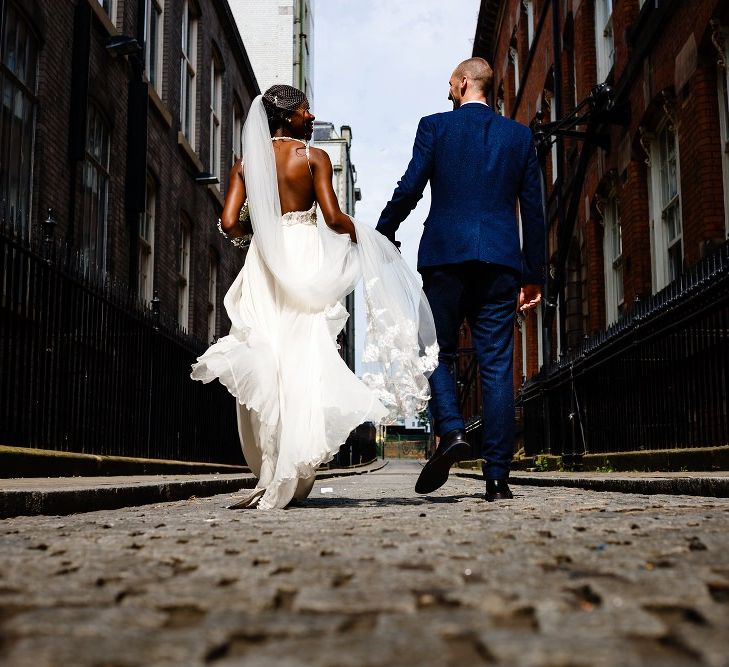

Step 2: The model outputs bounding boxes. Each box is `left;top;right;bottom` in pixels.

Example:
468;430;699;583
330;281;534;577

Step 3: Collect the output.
191;85;437;509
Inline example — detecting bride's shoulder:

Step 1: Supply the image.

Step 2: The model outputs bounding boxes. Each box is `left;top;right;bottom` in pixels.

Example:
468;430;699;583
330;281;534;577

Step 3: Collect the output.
307;146;332;168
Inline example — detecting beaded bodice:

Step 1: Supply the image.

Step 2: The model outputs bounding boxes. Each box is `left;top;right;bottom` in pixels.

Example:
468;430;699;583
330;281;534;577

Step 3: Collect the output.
281;201;317;226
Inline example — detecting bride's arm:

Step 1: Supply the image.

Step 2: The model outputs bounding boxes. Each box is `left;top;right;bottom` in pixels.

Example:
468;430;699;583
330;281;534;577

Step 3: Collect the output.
310;148;357;242
221;161;252;237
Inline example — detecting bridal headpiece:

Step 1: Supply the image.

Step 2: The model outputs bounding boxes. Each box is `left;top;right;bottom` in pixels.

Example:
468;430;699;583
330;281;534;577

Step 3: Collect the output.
262;84;309;112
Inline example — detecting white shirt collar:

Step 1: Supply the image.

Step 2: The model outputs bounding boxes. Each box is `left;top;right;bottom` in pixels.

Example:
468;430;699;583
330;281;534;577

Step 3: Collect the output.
460;100;489;107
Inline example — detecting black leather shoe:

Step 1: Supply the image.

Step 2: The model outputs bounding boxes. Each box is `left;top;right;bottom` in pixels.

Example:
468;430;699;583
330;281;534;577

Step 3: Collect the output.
485;479;513;502
415;429;471;494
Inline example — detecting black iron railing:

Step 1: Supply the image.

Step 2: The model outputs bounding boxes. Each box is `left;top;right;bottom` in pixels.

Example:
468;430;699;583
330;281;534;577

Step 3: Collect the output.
0;215;243;464
520;240;729;457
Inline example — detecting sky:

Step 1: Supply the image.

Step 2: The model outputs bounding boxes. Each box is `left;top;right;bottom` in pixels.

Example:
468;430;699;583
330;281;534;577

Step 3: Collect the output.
313;0;482;372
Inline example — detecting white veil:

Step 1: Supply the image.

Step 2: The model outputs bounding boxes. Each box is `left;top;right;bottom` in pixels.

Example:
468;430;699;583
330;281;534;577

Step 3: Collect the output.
241;95;438;423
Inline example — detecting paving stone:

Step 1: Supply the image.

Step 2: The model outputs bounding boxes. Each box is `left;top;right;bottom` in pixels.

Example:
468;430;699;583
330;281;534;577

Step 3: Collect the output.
1;460;729;666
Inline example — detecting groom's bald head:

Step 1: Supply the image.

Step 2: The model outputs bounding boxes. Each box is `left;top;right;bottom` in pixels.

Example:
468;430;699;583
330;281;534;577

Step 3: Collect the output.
452;57;494;95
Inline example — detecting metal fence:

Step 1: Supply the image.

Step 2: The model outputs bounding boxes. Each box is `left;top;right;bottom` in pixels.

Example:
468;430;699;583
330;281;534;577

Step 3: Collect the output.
520;240;729;457
0;216;243;464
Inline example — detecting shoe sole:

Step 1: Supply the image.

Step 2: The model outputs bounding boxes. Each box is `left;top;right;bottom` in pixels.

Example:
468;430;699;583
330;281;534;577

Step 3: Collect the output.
415;441;472;494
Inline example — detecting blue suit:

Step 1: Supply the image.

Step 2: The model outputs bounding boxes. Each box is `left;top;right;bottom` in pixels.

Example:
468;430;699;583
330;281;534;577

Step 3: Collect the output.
376;103;545;479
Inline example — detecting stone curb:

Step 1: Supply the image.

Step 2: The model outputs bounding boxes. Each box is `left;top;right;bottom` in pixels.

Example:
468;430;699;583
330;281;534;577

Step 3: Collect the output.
453;470;729;497
0;461;389;519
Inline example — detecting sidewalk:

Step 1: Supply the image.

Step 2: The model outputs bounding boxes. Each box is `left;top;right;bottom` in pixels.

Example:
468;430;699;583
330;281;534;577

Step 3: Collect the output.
454;468;729;497
0;459;388;519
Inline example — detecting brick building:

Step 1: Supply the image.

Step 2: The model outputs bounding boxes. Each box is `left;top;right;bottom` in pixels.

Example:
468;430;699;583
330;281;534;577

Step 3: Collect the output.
473;0;729;385
1;0;259;343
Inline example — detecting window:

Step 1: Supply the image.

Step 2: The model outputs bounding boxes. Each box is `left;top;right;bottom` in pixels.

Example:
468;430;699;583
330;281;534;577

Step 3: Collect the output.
180;1;198;148
232;98;243;165
595;0;614;83
81;105;110;273
648;121;683;291
139;176;156;304
717;25;729;238
178;218;191;330
496;82;505;116
0;2;38;240
544;89;558;183
98;0;115;19
207;251;218;343
209;57;222;182
510;46;520;97
144;0;163;94
524;0;535;48
602;194;623;325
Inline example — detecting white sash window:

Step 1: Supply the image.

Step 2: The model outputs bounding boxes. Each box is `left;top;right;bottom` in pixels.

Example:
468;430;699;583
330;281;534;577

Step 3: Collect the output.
180;1;198;148
209;59;222;182
647;121;683;291
595;0;615;82
139;176;156;304
602;194;623;325
145;0;164;94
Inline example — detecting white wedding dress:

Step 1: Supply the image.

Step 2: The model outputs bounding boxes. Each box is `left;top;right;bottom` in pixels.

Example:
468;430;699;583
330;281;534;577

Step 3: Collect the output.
191;96;438;510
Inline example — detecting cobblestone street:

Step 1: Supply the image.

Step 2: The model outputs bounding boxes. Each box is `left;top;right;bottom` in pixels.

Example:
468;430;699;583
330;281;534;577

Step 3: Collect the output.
1;460;729;667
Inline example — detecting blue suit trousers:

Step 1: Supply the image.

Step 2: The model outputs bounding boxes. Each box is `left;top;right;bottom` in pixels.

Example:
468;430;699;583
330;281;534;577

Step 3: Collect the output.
422;262;519;480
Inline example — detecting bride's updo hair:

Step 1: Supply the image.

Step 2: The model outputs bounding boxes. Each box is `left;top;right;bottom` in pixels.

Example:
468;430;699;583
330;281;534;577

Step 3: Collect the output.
262;85;309;135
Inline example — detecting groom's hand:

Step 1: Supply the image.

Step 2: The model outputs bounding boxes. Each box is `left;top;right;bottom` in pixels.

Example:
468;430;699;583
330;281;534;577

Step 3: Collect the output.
519;284;542;312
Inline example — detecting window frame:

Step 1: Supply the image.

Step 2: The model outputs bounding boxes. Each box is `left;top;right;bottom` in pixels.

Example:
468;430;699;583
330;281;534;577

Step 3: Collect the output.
180;0;198;149
0;1;39;240
209;56;222;183
524;0;535;49
138;175;156;305
232;97;243;165
647;119;683;292
602;192;624;325
207;249;218;343
144;0;164;95
178;217;191;330
509;45;520;97
594;0;615;83
81;104;111;274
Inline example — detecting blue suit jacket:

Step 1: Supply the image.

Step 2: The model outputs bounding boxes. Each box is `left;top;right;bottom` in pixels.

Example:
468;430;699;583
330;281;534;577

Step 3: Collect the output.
376;103;545;285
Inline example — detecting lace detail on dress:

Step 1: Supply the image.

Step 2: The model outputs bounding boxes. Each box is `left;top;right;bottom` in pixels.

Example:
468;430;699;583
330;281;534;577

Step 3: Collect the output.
281;201;317;226
360;276;439;425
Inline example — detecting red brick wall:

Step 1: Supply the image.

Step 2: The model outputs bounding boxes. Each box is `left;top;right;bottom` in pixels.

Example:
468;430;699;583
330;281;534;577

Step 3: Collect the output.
479;0;729;381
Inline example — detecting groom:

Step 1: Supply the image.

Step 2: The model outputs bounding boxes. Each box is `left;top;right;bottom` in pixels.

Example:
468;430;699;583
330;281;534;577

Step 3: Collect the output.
376;57;545;501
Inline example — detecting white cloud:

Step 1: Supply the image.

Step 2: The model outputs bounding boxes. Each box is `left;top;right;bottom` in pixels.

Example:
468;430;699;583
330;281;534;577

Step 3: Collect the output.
314;0;481;372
